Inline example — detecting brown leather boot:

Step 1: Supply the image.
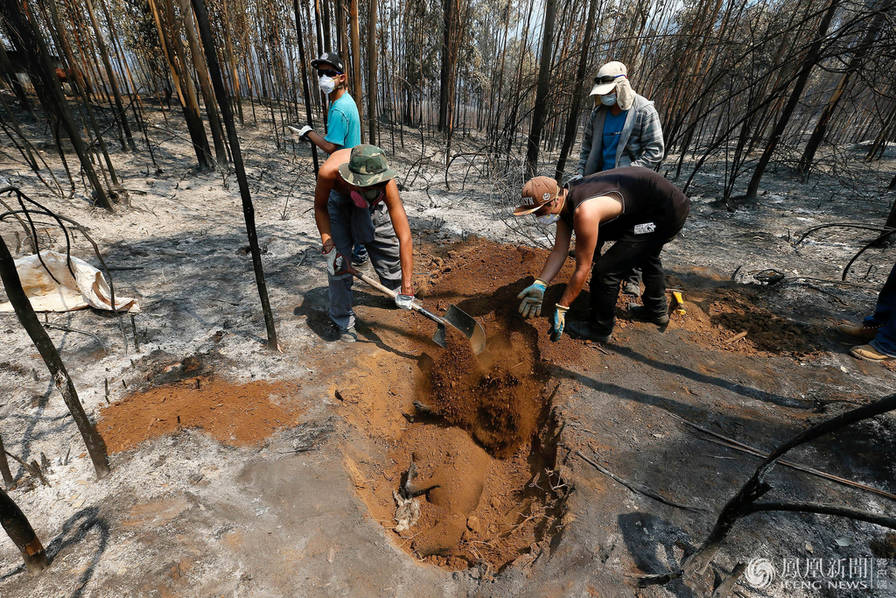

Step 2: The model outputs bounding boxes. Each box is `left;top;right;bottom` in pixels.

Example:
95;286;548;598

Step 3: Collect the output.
850;344;894;362
836;323;879;342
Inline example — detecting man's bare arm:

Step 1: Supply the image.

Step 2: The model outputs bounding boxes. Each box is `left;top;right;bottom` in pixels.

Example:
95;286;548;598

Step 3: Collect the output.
306;130;340;155
383;181;414;294
558;196;618;306
537;219;573;284
314;166;336;250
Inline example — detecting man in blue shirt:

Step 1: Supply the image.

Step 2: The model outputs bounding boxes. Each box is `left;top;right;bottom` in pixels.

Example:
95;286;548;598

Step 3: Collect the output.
293;52;366;264
294;52;361;153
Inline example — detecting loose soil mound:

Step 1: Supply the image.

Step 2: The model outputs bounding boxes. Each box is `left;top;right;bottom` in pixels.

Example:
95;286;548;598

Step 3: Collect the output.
98;377;302;452
424;331;542;458
667;283;825;356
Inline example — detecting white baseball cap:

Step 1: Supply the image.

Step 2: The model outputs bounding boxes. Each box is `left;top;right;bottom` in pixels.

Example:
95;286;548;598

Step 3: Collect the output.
589;61;627;96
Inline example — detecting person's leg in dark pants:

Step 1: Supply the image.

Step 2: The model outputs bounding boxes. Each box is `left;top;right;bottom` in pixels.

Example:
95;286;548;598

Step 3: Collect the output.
622;267;642;296
589;238;663;336
352;242;369;266
638;245;668;317
866;262;896;330
851;262;896;360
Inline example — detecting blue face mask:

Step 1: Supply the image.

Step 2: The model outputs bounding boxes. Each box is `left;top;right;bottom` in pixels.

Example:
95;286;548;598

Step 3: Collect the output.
536;213;560;226
600;93;617;107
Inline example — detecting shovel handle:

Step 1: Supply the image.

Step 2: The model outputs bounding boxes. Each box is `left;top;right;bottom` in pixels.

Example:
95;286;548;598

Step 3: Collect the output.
350;269;447;326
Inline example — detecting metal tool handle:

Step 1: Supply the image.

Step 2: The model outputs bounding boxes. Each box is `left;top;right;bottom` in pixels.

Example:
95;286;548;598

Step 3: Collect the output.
350;269;446;326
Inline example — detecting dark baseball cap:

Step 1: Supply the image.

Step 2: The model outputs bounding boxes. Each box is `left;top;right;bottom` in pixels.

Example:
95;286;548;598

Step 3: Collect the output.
311;52;345;73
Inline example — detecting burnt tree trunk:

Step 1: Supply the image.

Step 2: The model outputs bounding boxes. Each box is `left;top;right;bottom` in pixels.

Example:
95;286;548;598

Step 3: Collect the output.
437;0;457;133
0;0;113;210
797;3;888;177
294;0;319;174
555;0;598;180
84;0;136;151
148;0;213;169
180;0;228;165
0;42;30;111
366;0;377;145
525;0;557;178
0;433;13;487
191;0;280;350
0;235;110;479
0;488;48;572
745;0;839;199
349;0;364;142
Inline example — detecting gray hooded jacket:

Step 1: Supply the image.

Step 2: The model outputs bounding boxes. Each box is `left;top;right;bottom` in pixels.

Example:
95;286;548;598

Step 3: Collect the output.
577;93;664;176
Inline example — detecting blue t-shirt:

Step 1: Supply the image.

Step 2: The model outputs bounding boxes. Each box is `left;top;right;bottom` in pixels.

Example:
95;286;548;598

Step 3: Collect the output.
325;92;362;150
600;110;628;171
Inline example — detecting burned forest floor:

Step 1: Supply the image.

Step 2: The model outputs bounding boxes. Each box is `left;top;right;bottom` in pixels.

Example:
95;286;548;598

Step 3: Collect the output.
1;99;895;597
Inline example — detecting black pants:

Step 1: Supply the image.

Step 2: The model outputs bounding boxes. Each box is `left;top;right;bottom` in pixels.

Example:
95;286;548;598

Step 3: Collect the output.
591;237;668;335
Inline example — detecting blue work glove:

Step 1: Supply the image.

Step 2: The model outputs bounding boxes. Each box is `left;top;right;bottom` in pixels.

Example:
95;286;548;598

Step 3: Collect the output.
517;279;547;318
395;293;415;310
551;304;569;342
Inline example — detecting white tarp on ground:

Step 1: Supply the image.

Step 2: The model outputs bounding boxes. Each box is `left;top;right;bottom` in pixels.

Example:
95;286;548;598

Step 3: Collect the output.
0;250;139;313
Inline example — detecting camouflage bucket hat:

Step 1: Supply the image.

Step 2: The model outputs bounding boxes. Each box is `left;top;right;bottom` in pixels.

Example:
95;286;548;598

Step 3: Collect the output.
338;144;398;187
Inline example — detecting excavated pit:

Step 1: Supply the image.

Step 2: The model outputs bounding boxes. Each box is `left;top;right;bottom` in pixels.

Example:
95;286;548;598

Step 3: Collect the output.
341;240;573;572
393;322;567;570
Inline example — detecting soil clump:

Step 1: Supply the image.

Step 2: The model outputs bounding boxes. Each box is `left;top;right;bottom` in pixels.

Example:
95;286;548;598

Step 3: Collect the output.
98;376;302;452
424;331;542;458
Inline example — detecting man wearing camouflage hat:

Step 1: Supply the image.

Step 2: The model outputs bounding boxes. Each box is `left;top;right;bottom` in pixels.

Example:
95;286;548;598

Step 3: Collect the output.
314;144;415;341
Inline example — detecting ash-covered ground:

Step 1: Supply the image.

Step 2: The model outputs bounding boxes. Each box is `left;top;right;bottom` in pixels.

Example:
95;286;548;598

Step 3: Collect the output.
0;100;894;597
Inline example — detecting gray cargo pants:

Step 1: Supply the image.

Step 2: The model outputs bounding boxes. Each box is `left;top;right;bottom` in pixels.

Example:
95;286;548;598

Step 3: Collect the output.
327;190;401;330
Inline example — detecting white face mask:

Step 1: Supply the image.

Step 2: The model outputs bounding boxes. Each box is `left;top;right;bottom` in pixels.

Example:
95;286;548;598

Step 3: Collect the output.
600;93;617;107
536;213;560;226
319;75;336;95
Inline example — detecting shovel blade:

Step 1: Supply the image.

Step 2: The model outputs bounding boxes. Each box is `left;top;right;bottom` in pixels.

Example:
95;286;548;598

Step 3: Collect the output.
444;304;487;355
432;322;447;349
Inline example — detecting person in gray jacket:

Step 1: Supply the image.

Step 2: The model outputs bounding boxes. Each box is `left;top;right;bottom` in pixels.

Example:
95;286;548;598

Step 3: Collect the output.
578;60;664;296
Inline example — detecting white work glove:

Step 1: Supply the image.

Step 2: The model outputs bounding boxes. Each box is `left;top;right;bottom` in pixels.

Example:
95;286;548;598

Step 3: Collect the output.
395;293;415;310
326;250;349;276
289;125;313;140
517;279;547;318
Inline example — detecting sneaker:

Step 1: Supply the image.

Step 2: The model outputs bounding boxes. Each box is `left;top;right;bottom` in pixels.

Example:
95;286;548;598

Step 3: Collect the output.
565;319;611;343
850;344;894;362
836;323;879;342
327;321;357;343
622;281;641;297
628;305;670;326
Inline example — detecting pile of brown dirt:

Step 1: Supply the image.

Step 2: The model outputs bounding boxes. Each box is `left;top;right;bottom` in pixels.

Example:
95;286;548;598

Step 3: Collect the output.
424;332;543;458
98;377;302;452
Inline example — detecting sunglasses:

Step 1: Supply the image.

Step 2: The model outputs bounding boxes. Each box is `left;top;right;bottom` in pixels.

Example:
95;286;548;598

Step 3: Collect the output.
594;74;623;84
318;69;342;77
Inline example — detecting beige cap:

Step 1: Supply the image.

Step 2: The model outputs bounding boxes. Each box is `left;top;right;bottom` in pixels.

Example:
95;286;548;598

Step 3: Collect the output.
513;176;559;216
589;61;627;96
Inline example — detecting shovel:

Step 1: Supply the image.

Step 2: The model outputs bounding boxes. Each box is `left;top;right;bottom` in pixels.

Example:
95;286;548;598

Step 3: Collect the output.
350;269;486;354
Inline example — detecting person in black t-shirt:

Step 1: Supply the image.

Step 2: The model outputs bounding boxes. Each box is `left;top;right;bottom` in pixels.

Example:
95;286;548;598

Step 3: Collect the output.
513;167;690;343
